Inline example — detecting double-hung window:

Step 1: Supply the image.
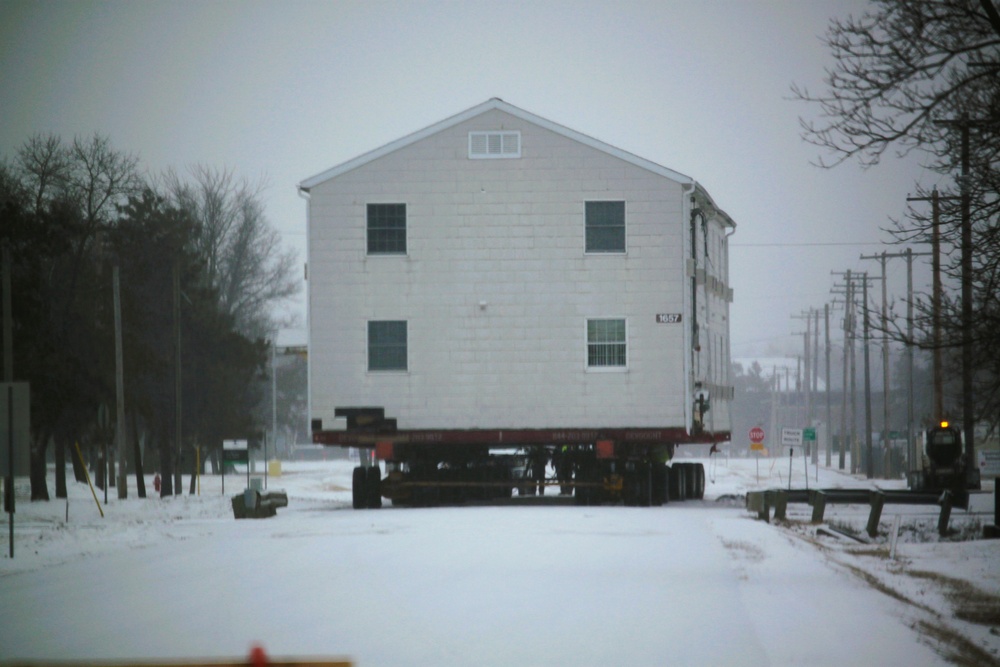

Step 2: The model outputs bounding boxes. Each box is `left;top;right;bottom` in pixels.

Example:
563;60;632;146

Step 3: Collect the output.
585;201;625;253
367;203;406;255
587;318;627;369
368;321;407;371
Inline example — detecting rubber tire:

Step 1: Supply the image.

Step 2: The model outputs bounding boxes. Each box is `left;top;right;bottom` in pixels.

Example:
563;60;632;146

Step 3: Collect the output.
352;466;367;510
694;463;706;500
366;466;382;509
671;464;687;501
684;463;698;500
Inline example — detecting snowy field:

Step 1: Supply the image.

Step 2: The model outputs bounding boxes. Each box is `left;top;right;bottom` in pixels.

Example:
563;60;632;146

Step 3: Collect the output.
1;450;998;667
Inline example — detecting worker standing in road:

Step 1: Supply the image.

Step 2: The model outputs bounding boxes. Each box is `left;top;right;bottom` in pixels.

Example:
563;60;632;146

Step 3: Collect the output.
530;447;548;496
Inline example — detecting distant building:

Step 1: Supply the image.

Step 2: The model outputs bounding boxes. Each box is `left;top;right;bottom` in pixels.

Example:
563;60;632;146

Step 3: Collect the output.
300;98;735;437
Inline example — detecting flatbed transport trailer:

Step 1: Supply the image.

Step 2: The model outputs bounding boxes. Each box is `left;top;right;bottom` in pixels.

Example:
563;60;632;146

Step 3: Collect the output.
313;408;728;509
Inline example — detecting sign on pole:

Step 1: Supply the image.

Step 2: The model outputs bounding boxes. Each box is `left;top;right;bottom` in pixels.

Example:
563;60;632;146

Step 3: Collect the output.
221;439;249;494
781;428;804;447
979;451;1000;478
749;426;765;452
1;383;29;477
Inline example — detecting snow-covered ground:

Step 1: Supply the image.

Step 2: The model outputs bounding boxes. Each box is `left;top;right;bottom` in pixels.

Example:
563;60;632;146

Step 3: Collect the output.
1;450;997;666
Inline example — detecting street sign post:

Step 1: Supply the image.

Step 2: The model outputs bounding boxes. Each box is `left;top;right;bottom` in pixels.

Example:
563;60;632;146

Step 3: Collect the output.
221;439;249;494
781;428;804;447
781;428;809;490
802;428;818;482
749;427;766;483
2;382;29;559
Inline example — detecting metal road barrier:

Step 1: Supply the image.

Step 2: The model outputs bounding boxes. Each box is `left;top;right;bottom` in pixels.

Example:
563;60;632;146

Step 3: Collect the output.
747;488;962;538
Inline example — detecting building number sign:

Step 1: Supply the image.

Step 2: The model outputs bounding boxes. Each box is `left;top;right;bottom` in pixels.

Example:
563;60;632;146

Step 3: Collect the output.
655;313;683;324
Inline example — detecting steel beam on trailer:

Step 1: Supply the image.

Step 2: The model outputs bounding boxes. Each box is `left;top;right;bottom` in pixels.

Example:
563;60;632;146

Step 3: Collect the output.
314;427;728;448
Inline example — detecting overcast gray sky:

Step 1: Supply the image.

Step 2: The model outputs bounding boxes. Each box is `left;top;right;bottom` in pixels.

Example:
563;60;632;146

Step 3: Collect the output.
1;0;948;356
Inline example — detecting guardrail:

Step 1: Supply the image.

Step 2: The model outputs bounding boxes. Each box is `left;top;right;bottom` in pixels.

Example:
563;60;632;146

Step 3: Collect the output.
746;488;963;538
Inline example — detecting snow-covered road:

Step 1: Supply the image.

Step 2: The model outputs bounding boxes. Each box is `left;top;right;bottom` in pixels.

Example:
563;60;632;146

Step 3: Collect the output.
1;456;997;666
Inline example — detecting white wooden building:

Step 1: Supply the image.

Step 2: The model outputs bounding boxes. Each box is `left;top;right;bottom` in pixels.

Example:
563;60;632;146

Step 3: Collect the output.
300;99;735;439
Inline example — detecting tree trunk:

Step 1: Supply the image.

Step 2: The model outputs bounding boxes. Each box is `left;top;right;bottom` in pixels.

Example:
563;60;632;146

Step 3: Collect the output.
55;437;67;498
131;411;146;498
29;436;49;501
95;447;105;490
68;437;86;484
158;427;174;497
188;436;198;495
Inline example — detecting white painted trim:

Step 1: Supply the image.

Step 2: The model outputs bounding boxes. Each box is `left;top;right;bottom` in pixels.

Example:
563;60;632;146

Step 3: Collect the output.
468;130;521;159
584;317;629;372
583;199;628;255
366;320;409;373
365;201;409;257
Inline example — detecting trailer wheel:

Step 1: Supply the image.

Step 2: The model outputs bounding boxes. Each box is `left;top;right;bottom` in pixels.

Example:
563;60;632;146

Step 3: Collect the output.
683;463;698;500
366;466;382;509
352;466;367;510
694;463;705;500
669;464;686;501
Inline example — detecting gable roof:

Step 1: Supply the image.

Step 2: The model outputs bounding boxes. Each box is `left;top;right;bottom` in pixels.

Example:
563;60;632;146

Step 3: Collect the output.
298;98;694;191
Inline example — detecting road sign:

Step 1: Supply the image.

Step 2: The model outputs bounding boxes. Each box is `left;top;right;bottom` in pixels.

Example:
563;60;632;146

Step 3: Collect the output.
781;428;804;447
749;427;765;444
222;439;249;463
979;450;1000;478
750;443;766;452
1;383;30;477
803;427;816;442
221;449;249;463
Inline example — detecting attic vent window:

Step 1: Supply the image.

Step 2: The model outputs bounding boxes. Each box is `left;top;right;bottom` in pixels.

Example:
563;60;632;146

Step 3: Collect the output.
469;131;520;159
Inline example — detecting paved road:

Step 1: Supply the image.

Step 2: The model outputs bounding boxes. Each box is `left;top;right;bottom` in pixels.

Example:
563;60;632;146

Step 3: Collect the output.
1;498;948;666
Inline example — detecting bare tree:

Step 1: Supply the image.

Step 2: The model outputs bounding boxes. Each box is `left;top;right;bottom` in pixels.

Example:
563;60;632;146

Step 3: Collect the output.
16;134;69;215
794;0;1000;435
792;0;1000;168
161;166;298;341
5;133;143;499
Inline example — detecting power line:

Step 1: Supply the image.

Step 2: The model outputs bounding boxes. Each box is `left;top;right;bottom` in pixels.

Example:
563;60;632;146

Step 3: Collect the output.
732;241;886;247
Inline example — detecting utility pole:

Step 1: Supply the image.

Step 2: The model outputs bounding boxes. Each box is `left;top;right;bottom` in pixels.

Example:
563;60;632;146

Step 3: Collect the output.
173;260;182;495
2;243;10;382
862;246;933;473
934;114;992;490
907;189;952;423
905;249;917;471
859;251;892;477
792;310;814;436
812;308;820;465
861;273;875;479
831;270;854;470
834;271;875;475
3;243;12;558
823;302;840;468
113;265;128;499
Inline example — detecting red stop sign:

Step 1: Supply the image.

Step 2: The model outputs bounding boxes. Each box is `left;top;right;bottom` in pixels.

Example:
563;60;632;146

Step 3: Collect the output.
749;427;765;444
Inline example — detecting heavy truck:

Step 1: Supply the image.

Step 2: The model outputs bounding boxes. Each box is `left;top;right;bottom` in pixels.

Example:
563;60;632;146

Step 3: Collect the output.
300;99;736;509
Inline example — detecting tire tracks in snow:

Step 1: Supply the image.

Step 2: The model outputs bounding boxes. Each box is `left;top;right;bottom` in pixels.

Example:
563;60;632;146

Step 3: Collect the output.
790;526;1000;667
